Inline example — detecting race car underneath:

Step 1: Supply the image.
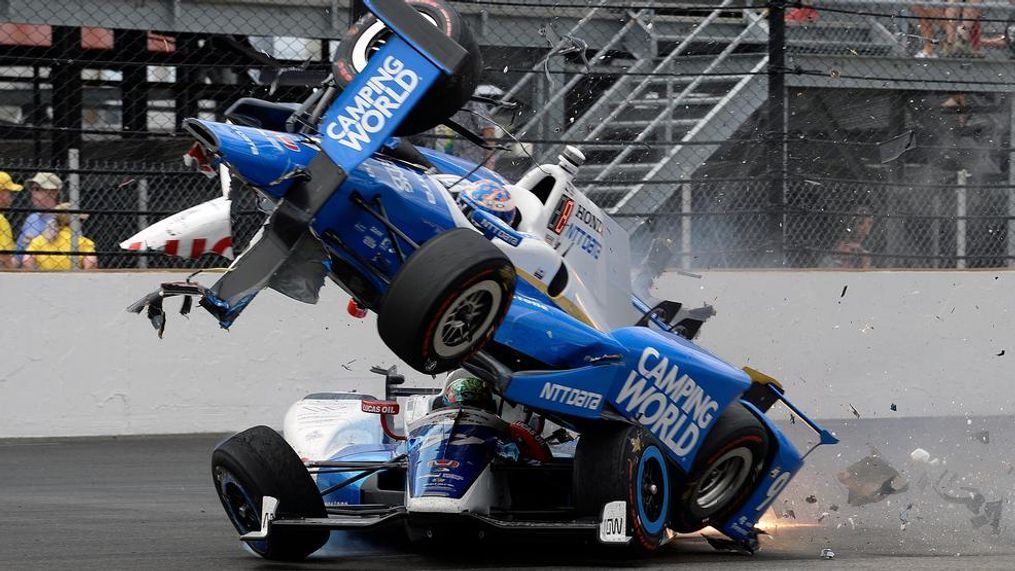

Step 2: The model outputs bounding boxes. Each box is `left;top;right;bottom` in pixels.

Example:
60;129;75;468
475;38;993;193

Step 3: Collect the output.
123;0;837;561
216;362;832;561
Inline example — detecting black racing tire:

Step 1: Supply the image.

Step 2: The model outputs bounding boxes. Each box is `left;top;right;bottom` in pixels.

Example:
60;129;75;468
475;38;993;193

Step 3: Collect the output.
332;0;483;136
211;426;328;561
573;425;673;554
669;404;769;533
378;228;515;374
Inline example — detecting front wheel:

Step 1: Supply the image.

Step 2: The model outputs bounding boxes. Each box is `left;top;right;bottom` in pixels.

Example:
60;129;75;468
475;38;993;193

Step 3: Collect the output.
211;426;328;561
573;425;672;554
378;228;515;374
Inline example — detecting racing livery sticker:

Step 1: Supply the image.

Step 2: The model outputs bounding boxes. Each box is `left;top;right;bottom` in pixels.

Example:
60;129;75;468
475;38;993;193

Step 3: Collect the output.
563;222;602;259
574;203;604;234
539;382;603;410
325;55;420;152
318;36;441;172
546;194;575;235
472;212;522;246
613;346;719;459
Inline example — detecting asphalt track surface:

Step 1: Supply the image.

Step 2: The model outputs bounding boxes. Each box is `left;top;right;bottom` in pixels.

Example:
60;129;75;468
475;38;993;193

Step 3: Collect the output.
3;416;1015;570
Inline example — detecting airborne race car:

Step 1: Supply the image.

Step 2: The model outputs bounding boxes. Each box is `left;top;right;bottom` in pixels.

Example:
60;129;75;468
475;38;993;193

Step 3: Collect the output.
125;0;837;561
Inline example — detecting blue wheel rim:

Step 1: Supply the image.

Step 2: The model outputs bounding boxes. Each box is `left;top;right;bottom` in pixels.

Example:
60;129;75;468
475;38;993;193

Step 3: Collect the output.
636;445;670;535
215;467;269;553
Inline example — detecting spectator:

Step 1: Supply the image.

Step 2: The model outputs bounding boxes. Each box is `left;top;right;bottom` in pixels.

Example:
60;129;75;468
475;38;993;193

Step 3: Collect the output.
0;171;23;269
23;203;97;271
942;0;982;58
912;1;982;59
824;207;875;269
912;4;948;58
16;172;63;265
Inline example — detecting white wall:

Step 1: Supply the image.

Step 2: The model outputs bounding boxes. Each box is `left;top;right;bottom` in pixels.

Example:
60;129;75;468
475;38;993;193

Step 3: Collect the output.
0;272;416;438
655;270;1015;421
0;270;1012;437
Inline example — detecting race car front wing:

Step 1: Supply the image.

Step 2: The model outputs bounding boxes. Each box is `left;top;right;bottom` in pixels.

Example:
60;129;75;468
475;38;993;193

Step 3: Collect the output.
241;496;632;545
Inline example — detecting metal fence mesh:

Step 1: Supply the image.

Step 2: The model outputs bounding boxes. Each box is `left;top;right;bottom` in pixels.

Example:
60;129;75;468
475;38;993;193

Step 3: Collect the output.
0;0;1013;270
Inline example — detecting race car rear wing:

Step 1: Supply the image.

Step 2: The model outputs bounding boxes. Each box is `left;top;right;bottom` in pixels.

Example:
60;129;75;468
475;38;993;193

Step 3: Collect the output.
742;366;839;452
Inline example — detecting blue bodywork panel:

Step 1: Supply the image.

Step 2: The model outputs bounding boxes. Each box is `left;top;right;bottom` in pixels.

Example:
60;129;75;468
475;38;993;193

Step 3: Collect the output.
190;120;315;197
318;444;400;507
498;323;752;472
405;409;500;499
719;401;804;542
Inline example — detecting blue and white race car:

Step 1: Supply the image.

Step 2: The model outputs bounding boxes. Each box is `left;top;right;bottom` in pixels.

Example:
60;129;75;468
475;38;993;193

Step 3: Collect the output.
126;0;836;561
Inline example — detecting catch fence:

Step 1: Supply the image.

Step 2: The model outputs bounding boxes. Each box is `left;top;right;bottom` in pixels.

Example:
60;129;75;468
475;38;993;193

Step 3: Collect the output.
0;0;1012;270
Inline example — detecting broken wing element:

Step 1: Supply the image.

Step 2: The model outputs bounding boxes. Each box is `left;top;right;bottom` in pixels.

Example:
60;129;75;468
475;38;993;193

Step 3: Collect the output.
126;281;255;337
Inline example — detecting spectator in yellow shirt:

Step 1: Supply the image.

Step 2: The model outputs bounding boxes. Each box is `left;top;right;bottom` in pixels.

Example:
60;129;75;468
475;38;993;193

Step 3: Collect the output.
23;203;98;271
0;171;23;269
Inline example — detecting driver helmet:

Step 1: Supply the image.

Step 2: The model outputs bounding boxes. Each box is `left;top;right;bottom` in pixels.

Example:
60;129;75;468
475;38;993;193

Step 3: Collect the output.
457;178;517;226
440;369;496;413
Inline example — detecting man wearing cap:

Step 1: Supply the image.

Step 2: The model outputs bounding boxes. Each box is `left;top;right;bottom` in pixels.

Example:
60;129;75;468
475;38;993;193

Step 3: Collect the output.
0;171;23;269
16;172;62;266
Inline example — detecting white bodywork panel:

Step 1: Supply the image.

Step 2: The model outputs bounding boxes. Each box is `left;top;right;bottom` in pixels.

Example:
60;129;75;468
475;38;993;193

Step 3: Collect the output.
405;464;501;515
501;164;637;330
599;501;631;544
283;394;382;461
119;195;235;259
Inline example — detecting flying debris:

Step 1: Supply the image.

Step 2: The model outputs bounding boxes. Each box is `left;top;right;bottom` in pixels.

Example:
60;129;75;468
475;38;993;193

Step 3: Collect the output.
899;503;913;530
837;454;909;506
910;448;931;463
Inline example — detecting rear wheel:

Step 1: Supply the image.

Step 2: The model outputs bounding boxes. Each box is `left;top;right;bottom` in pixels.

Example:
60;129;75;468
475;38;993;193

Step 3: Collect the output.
573;425;672;554
378;228;515;374
332;0;483;136
211;426;328;561
669;404;769;532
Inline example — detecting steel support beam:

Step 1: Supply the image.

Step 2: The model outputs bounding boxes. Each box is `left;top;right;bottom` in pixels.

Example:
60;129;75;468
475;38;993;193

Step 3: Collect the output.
767;0;787;266
50;26;81;160
786;55;1015;95
117;29;149;134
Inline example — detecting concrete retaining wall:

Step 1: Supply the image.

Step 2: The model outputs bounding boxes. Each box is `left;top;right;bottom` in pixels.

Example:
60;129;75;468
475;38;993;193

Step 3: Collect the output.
0;270;1011;437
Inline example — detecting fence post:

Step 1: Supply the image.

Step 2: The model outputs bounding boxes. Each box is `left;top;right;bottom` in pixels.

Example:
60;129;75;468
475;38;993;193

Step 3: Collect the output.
1009;97;1015;268
956;169;968;269
51;26;82;161
68;149;81;271
766;0;787;266
681;182;692;269
137;178;149;269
